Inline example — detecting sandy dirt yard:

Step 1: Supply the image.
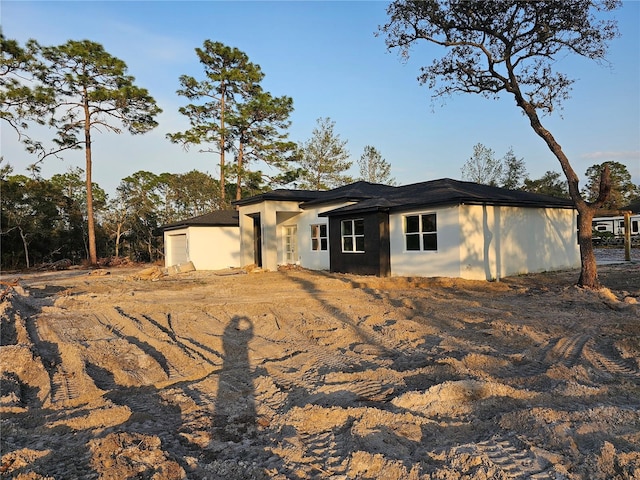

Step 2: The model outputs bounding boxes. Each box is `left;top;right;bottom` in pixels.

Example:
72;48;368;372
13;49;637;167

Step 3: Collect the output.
1;259;639;480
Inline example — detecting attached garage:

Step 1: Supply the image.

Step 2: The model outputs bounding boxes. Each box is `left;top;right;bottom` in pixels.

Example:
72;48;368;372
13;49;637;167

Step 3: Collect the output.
166;233;188;266
161;210;240;271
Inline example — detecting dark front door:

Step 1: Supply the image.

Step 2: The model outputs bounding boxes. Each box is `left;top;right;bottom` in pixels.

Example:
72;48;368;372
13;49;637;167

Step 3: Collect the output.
253;215;262;267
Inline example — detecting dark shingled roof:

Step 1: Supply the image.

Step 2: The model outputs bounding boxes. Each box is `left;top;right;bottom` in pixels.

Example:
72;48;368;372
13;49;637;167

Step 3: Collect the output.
229;178;574;218
161;210;239;231
232;189;324;206
319;178;575;216
231;181;400;208
299;181;398;208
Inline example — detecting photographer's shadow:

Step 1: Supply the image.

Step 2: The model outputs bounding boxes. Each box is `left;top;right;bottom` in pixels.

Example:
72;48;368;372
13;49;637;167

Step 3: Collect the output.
212;316;257;442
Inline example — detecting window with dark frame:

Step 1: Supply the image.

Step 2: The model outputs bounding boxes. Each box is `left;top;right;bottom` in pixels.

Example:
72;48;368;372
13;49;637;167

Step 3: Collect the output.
311;224;328;251
405;213;437;251
341;218;365;253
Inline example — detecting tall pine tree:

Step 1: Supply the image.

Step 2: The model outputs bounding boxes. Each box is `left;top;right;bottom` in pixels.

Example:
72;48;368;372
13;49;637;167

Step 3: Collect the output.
297;117;352;190
26;40;161;265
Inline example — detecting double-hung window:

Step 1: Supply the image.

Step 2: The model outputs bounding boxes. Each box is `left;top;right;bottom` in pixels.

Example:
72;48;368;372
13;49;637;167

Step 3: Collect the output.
311;224;327;251
341;219;364;253
405;213;437;251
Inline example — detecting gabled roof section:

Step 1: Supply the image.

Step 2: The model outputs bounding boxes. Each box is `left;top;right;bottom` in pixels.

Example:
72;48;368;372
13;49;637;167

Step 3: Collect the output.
299;181;397;208
232;181;397;209
320;178;574;216
232;189;324;207
161;210;239;231
399;178;574;208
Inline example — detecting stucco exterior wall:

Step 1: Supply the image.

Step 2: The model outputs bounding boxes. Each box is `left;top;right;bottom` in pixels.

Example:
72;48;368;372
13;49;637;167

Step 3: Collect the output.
164;226;240;270
238;201;303;271
459;205;579;280
389;204;579;280
188;226;240;270
389;205;463;278
296;206;342;271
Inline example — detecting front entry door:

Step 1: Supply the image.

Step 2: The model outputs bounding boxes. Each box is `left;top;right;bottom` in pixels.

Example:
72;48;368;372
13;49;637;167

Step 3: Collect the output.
283;225;298;264
253;215;262;267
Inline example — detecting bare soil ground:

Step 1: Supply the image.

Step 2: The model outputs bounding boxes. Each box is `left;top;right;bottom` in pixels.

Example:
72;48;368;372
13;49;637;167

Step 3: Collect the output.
1;258;639;479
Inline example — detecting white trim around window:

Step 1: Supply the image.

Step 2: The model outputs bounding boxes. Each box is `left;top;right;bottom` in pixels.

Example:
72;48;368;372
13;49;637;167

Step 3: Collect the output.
404;213;437;251
341;218;365;253
311;223;328;251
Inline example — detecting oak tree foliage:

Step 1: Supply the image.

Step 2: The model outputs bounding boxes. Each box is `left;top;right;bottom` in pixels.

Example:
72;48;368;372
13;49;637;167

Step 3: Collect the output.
523;171;570;199
380;0;621;288
501;147;528;191
583;161;640;210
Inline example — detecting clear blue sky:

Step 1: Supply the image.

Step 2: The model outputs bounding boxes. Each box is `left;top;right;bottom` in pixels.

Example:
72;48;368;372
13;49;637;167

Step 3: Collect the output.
2;1;639;195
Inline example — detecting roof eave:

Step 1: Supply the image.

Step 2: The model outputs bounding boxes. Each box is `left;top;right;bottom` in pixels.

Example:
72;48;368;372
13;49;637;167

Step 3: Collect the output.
320;199;575;217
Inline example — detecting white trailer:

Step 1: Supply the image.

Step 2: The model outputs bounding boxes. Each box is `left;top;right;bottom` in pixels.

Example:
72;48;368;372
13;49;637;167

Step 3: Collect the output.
592;214;640;236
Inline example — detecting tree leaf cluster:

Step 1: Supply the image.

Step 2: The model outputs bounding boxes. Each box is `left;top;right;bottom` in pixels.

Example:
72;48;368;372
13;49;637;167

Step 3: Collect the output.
1;165;104;269
0;165;224;269
460;143;639;207
296;117;354;190
167;40;299;203
381;0;623;288
461;143;531;190
583;161;640;210
357;145;397;185
2;34;392;267
2;36;163;266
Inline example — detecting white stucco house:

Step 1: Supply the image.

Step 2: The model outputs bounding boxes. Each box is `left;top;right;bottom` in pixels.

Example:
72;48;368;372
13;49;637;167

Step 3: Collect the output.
231;179;580;280
162;210;240;270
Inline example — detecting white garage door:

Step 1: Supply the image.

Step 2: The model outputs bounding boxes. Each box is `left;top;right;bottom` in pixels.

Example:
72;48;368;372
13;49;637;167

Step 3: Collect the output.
169;234;188;265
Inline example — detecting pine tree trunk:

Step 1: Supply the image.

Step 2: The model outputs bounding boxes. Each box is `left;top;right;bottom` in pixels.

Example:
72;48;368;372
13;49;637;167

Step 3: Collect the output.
219;89;226;202
84;95;98;266
236;142;244;201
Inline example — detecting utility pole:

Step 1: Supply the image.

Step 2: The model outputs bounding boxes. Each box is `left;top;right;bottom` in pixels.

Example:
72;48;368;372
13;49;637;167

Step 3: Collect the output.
624;211;631;262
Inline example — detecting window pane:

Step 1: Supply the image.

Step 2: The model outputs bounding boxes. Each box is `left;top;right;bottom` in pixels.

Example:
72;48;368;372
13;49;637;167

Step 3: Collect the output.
423;233;437;250
342;220;353;235
354;219;364;235
320;224;327;237
422;214;436;232
312;238;319;251
355;236;365;252
406;233;420;250
321;238;327;250
343;237;353;251
405;215;419;233
311;225;319;237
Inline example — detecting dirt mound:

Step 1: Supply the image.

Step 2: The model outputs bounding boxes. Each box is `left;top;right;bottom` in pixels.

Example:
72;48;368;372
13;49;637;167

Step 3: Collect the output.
1;264;638;479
